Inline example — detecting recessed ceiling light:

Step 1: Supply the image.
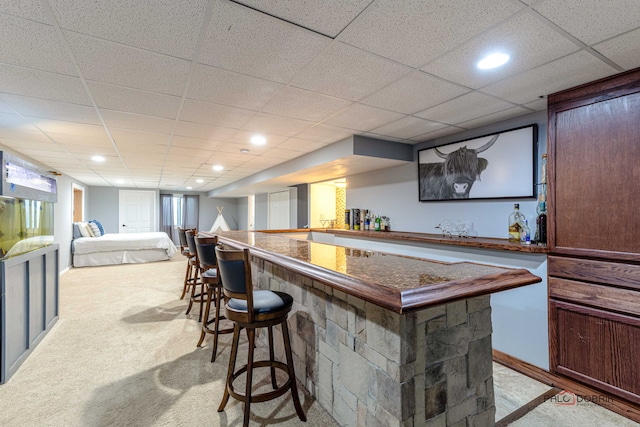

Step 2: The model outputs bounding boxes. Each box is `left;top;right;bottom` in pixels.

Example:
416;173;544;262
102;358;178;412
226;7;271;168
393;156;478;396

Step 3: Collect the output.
250;135;266;146
477;53;510;70
240;148;250;154
212;165;224;171
116;179;125;184
196;179;204;183
91;155;106;162
186;186;193;190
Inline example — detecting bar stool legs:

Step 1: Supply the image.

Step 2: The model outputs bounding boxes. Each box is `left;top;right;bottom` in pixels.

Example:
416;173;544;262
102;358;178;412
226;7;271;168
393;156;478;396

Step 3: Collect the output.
218;321;306;427
197;284;234;362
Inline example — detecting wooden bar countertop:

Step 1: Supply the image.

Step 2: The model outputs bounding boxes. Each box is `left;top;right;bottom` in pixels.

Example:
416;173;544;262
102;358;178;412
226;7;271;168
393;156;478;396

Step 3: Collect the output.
206;230;541;314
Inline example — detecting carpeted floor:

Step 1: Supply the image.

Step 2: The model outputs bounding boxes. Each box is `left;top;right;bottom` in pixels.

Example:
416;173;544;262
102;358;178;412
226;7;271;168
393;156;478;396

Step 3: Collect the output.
0;255;337;426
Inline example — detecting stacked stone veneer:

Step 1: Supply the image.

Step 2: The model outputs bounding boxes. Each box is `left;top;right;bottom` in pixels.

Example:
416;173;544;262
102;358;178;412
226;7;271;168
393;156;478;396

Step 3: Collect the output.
252;257;495;427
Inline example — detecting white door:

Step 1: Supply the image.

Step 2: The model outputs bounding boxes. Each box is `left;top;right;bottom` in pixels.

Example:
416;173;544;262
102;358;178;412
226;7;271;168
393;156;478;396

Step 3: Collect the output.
248;195;255;230
268;190;290;230
119;190;156;233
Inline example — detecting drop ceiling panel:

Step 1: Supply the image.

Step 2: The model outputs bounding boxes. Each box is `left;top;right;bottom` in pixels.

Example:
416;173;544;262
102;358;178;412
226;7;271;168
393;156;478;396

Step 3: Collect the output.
323;103;404;132
2;95;101;124
35;120;108;138
456;106;533;129
199;0;330;83
171;136;223;151
174;121;238;141
532;0;640;45
88;82;181;119
233;0;371;38
188;64;284;110
241;113;313;137
261;87;352;122
289;41;410;101
0;128;53;142
337;0;524;67
228;130;288;147
275;138;328;153
180;100;255;128
481;51;619;104
65;32;191;96
0;1;51;23
0;112;37;128
593;29;640;70
261;148;305;160
370;116;448;140
110;128;171;146
421;12;579;89
292;124;353;144
415;92;515;125
0;14;77;76
47;132;112;147
409;125;466;142
0;64;89;104
0;139;65;152
361;71;470;114
48;0;207;58
101;110;175;134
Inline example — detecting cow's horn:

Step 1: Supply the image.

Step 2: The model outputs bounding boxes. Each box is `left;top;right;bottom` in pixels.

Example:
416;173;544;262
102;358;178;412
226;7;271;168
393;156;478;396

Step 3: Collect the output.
434;147;448;159
473;134;499;153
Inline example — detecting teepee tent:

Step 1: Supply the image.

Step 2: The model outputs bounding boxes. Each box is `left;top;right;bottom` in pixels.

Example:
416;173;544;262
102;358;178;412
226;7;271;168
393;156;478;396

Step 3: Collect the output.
209;206;231;232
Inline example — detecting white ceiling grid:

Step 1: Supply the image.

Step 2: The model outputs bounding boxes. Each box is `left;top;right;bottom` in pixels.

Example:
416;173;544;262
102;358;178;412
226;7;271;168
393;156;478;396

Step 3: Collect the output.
0;0;636;194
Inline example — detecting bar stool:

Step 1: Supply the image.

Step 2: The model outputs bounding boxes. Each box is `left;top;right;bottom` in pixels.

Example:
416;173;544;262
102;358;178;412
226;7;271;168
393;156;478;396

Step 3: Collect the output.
194;236;234;362
214;246;306;427
185;230;205;321
178;227;196;300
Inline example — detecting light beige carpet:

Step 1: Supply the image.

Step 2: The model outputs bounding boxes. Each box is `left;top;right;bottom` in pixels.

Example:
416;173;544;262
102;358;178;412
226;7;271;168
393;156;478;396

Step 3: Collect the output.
0;256;337;427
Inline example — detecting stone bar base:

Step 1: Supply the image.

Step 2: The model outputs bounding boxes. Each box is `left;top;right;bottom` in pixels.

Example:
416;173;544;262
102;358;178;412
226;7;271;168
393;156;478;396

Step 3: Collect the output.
253;257;495;427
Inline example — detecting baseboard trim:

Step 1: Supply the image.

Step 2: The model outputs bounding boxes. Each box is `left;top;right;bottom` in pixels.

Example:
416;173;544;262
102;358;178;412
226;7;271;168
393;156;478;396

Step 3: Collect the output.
493;349;640;423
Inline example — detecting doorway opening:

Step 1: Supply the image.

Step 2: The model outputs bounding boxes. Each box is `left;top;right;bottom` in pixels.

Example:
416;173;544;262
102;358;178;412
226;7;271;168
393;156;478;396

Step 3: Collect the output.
72;183;84;222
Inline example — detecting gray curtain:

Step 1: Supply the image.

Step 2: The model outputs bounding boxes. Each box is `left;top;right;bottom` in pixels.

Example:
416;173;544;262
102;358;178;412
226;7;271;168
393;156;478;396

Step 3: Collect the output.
159;194;175;242
183;195;199;230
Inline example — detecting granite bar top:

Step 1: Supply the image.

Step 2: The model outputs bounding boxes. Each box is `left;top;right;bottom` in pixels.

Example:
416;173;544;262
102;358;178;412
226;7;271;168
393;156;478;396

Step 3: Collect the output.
206;230;541;313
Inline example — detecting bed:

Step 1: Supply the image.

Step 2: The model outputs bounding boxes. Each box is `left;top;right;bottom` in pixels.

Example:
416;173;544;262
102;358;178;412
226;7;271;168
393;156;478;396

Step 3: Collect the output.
72;231;178;267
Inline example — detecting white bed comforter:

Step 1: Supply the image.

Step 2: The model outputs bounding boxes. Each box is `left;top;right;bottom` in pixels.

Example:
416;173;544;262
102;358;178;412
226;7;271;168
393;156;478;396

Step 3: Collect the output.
73;232;177;257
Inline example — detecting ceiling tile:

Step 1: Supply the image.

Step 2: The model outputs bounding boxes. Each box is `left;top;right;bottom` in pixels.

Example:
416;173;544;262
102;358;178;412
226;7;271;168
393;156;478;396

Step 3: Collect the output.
455;106;532;129
289;41;410;101
532;0;640;45
48;0;208;59
0;112;36;128
415;92;515;125
47;132;112;147
0;14;77;76
323;104;404;132
171;136;223;151
0;0;52;23
292;124;353;143
523;98;548;111
241;113;313;137
421;12;579;89
174;121;239;141
275;138;327;153
232;0;371;38
35;119;107;138
410;125;466;142
593;28;640;70
361;71;470;114
2;95;101;124
481;51;619;104
0;64;89;105
65;32;190;96
261;148;305;160
101;110;175;134
180;100;255;129
0;138;65;152
188;64;284;110
110;128;170;147
199;0;330;83
337;0;524;67
228;130;288;147
262;86;352;122
0;128;52;142
370;116;448;140
88;82;181;119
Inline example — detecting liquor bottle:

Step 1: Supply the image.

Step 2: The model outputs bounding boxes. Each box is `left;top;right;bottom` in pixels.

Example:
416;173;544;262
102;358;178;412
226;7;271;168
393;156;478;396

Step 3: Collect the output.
535;154;548;245
520;219;531;244
344;209;350;230
508;203;525;242
374;216;381;231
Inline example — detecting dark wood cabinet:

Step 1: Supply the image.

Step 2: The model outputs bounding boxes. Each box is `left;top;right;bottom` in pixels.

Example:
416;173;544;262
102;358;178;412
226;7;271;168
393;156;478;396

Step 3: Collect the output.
547;67;640;405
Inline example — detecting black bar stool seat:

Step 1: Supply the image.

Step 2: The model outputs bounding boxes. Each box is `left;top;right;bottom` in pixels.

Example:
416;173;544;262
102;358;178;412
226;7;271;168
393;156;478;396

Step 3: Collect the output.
215;246;306;427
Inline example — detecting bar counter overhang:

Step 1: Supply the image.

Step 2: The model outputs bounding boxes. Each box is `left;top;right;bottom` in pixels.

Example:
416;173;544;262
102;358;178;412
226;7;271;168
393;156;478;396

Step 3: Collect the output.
205;230;541;426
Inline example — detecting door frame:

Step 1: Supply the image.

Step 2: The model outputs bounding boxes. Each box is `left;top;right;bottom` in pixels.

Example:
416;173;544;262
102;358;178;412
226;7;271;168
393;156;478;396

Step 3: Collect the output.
72;183;84;222
118;190;157;233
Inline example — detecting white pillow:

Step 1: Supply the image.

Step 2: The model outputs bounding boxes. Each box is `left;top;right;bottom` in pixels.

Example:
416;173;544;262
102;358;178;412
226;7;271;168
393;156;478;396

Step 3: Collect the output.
78;222;93;238
87;222;101;237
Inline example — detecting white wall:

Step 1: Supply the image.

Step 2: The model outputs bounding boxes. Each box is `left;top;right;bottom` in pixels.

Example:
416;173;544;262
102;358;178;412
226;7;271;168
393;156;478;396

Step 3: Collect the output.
346;111;546;238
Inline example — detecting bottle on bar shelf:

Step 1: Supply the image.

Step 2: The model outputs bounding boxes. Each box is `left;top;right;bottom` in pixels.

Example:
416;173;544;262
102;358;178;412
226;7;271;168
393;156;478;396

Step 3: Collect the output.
508;203;525;242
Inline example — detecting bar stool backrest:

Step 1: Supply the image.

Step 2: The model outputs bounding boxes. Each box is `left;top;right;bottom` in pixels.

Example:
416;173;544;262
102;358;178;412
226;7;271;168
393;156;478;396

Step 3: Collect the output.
185;229;198;257
194;236;218;270
178;227;192;251
214;246;256;323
